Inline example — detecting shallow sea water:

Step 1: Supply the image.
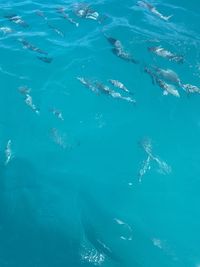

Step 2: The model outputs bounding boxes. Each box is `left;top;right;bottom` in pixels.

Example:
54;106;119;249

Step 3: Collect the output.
0;0;200;266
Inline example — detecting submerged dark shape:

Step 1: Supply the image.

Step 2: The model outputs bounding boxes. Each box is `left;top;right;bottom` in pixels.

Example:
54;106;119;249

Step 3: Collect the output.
4;14;29;27
19;38;48;55
37;56;53;63
82;220;117;262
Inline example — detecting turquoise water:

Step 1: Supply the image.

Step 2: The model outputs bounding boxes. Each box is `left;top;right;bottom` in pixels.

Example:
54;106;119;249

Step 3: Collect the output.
0;0;200;266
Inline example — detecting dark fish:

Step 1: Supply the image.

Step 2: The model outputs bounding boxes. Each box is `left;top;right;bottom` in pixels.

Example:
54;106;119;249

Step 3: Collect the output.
37;56;53;63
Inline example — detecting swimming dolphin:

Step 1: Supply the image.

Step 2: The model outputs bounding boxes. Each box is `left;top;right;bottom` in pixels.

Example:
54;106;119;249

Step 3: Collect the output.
50;108;64;121
75;4;100;21
153;67;181;86
95;82;111;95
5;140;13;166
137;1;173;21
18;86;31;95
143;138;172;174
47;23;64;37
95;81;136;103
78;77;136;103
155;78;180;97
19;38;48;55
104;35;119;46
112;47;139;64
78;191;123;263
113;218;133;241
108;79;131;94
138;138;171;182
4;14;29;27
0;26;13;34
81;220;117;262
144;66;157;84
57;7;79;27
36;10;47;20
144;66;180;97
104;33;138;63
24;94;40;115
37;56;53;63
36;10;64;37
50;128;69;149
138;155;151;183
182;83;200;94
77;77;98;93
148;46;184;63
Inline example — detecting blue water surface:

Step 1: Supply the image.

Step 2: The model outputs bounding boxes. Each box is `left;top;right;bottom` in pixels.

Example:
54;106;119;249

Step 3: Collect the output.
0;0;200;266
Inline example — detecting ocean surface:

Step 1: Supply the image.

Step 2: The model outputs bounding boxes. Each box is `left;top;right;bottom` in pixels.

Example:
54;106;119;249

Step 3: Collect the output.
0;0;200;266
